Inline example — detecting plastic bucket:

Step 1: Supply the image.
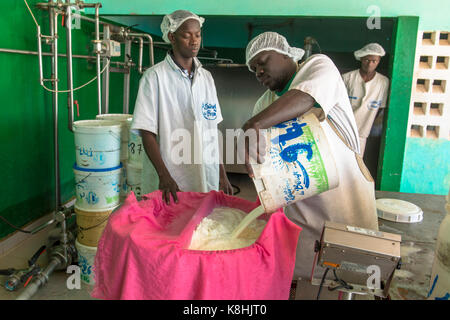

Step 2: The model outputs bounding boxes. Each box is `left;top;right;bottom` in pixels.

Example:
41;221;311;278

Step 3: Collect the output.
128;131;144;166
74;163;123;211
73;120;122;169
250;113;339;213
96;114;133;142
75;205;118;247
96;114;132;161
75;239;97;285
126;161;142;197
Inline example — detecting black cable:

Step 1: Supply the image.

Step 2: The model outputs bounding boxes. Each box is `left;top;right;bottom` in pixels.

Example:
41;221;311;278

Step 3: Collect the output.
329;269;353;291
316;268;329;300
231;184;241;195
0;215;31;234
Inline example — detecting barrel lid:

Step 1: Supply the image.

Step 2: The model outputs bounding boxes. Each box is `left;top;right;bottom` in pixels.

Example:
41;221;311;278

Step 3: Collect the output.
376;198;423;223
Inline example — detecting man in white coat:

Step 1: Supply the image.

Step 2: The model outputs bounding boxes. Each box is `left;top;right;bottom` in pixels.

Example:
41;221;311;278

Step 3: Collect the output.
342;43;390;156
131;10;233;204
242;32;379;296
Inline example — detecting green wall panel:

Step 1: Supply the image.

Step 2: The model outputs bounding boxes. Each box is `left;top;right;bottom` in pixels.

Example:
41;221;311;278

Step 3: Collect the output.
377;16;418;191
400;138;450;195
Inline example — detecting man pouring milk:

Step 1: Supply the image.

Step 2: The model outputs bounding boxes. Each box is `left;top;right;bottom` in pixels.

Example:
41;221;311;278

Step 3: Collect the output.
240;32;379;288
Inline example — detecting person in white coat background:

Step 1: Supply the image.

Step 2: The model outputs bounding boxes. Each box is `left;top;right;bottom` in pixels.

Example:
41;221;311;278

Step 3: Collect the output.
131;10;233;204
342;43;390;156
241;32;379;285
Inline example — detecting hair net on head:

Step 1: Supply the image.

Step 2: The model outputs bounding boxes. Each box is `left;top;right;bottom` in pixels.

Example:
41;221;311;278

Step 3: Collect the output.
354;43;386;61
160;10;205;43
245;32;305;72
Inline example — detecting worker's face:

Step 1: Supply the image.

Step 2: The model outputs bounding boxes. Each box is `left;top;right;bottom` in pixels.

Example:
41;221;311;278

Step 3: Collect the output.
360;55;381;74
248;50;292;92
169;19;201;58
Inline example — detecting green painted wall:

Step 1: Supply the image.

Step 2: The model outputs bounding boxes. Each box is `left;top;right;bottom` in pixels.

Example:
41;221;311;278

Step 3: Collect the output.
0;0;155;239
377;16;419;192
401;138;450;195
84;0;450;31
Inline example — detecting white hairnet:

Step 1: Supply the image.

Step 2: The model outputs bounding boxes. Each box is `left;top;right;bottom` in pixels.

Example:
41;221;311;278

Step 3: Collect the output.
354;43;386;61
160;10;205;43
246;32;305;72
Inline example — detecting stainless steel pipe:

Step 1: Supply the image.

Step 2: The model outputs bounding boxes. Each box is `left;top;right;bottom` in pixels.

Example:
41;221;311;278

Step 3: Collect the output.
95;4;102;115
0;47;132;67
49;8;61;212
129;33;155;68
123;39;131;114
101;24;110;114
65;2;74;132
15;257;62;300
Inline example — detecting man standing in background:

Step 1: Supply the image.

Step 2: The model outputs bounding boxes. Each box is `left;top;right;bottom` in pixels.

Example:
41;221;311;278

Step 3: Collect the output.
342;43;390;156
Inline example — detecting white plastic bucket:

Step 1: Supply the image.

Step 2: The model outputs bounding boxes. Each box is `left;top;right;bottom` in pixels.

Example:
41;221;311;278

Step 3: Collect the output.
74;163;123;211
250;113;339;213
96;114;132;142
73;120;122;169
75;239;97;285
96;114;132;161
126;161;142;197
128;130;144;167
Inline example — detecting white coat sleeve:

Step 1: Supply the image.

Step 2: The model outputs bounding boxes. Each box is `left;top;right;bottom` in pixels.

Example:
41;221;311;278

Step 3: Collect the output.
131;70;159;135
291;56;345;117
380;77;390;109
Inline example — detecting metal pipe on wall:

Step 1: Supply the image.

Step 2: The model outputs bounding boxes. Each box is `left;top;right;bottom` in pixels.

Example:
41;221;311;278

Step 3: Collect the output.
37;26;44;86
0;47;133;67
49;7;61;212
65;2;74;132
137;37;143;73
94;4;102;115
129;32;155;68
123;39;131;114
101;25;110;114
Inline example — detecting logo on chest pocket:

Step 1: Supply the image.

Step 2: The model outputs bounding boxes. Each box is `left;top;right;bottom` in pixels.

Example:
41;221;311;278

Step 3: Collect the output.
202;103;217;120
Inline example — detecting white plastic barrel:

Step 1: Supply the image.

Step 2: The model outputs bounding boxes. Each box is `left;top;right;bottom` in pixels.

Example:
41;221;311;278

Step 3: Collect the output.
73;120;122;169
128;130;144;167
250;113;339;213
126;161;142;197
96;114;133;161
74;163;123;211
75;239;97;285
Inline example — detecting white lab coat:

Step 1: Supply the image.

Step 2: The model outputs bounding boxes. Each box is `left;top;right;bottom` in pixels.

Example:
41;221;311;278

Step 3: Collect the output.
342;69;389;154
253;54;379;280
131;54;223;194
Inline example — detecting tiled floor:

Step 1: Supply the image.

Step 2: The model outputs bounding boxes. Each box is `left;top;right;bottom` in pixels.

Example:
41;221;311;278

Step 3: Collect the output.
0;173;446;300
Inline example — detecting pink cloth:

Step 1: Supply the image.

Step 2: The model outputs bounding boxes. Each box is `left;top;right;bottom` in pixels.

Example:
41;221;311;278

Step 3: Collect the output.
91;190;302;300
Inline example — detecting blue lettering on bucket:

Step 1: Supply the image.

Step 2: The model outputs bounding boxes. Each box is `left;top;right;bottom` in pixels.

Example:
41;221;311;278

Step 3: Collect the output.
112;181;120;193
270;119;314;203
79;147;93;157
86;191;99;204
271;122;307;147
93;152;105;165
78;255;92;276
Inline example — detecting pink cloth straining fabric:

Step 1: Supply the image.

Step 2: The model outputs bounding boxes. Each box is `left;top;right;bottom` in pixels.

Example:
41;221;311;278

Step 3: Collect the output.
91;190;302;300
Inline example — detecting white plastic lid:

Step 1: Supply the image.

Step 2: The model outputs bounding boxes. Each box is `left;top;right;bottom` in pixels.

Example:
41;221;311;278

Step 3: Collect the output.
376;198;423;223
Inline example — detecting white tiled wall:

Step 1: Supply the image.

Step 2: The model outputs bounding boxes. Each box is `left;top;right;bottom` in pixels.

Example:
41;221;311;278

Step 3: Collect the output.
408;31;450;140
